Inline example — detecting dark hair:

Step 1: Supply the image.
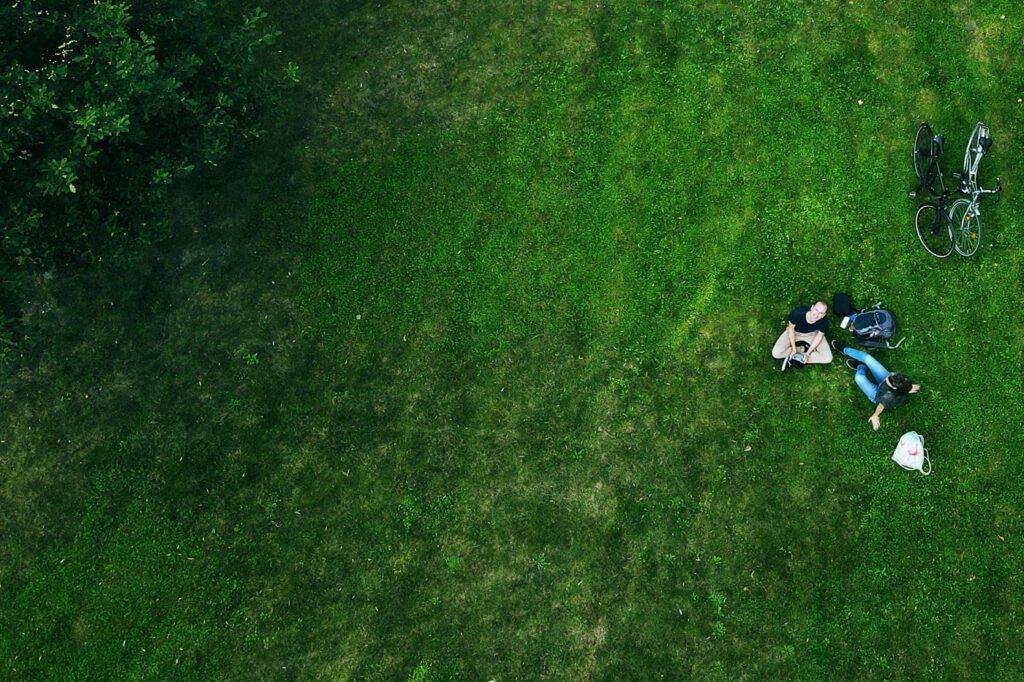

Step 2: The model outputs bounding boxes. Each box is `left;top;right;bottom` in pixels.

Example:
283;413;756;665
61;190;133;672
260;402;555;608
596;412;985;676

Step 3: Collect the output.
889;372;912;395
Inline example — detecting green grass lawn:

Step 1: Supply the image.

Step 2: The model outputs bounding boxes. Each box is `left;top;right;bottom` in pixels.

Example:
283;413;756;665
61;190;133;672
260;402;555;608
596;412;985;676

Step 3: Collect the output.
3;0;1024;679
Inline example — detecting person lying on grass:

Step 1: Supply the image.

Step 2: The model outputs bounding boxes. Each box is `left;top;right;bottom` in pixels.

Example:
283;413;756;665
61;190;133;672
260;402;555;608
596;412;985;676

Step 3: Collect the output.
771;300;833;364
832;341;920;431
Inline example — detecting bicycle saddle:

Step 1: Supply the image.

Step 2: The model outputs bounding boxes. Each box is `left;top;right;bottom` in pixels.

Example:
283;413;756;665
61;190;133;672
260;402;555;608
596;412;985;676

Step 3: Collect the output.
980;136;993;152
933;134;945;155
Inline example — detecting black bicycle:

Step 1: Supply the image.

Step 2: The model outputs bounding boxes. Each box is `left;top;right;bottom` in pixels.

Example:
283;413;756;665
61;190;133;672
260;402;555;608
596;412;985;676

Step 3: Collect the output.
911;122;1001;258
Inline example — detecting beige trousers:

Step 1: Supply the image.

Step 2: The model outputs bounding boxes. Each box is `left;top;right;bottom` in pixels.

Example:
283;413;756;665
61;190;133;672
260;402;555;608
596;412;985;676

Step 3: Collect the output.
771;330;833;364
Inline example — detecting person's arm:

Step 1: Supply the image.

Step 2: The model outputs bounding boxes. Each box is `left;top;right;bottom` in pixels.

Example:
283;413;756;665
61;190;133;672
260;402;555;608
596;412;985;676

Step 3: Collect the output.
868;403;885;431
909;384;920;394
786;322;797;356
806;331;825;354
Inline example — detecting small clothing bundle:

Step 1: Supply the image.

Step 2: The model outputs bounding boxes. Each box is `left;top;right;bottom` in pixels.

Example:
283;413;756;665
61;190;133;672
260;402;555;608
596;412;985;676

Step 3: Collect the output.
892;431;931;475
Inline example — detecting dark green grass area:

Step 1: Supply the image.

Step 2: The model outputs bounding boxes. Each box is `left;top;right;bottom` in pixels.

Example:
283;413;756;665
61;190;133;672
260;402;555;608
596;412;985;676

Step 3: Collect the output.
4;0;1024;679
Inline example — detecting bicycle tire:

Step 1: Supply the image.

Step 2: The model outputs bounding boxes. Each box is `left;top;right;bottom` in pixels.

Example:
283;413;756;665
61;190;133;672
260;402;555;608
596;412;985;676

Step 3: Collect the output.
963;122;984;179
915;202;954;258
914;123;936;191
949;198;982;257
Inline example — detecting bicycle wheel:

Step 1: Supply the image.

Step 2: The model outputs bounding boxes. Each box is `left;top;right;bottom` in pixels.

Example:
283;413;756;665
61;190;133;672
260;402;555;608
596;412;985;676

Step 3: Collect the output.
949;198;982;257
915;202;954;258
914;123;936;191
963;122;988;178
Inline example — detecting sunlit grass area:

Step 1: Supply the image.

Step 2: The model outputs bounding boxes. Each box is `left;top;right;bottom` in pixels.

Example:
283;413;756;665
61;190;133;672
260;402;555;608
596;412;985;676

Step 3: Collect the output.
3;1;1024;679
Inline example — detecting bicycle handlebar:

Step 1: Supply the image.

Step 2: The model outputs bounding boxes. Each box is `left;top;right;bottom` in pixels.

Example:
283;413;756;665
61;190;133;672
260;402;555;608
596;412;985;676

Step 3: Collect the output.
970;178;1002;203
989;177;1002;202
979;178;1001;194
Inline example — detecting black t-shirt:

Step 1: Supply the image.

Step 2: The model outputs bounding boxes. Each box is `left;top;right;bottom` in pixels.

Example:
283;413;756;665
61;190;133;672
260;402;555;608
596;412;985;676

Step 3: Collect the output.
875;381;907;409
788;307;830;335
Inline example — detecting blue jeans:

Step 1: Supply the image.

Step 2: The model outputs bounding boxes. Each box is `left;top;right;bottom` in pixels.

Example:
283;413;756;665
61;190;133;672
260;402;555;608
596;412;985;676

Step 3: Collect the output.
843;347;890;403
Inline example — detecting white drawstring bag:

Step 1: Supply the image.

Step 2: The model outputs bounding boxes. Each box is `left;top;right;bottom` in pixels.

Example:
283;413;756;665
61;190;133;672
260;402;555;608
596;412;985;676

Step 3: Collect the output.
892;431;931;475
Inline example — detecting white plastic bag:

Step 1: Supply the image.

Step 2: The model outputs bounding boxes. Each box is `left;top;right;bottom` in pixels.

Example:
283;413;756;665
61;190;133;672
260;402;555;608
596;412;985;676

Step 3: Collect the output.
892;431;931;475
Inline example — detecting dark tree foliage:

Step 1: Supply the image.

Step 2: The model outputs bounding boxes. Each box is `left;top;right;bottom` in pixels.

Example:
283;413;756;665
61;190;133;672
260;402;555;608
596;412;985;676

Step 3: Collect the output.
0;0;297;364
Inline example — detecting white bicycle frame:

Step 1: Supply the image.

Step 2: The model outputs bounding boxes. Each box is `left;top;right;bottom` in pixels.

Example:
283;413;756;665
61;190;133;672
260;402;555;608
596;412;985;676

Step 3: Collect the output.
951;122;999;255
963;121;990;195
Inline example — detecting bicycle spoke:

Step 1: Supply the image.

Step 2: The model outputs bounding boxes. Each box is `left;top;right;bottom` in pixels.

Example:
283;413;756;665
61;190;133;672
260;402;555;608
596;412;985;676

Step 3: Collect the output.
950;199;981;257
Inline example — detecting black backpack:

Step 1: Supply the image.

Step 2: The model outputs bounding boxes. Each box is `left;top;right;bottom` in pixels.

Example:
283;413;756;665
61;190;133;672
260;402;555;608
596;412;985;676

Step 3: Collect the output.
832;293;906;350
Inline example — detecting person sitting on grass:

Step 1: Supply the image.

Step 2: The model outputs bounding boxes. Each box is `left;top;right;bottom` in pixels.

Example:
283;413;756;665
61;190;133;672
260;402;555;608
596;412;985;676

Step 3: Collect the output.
771;300;833;365
832;340;920;431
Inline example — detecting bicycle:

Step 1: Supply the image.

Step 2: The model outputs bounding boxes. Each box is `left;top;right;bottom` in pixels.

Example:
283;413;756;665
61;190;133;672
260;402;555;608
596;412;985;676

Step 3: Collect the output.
911;121;1001;258
957;121;1002;256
